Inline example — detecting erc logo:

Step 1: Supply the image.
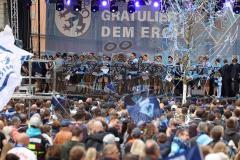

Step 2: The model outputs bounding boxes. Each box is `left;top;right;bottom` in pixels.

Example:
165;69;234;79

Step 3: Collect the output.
55;5;91;37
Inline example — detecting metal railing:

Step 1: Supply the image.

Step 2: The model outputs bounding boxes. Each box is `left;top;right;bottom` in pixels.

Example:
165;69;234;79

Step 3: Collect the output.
13;59;57;97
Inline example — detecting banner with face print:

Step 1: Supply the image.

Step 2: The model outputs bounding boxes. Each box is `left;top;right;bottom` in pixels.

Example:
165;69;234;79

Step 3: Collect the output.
46;2;240;61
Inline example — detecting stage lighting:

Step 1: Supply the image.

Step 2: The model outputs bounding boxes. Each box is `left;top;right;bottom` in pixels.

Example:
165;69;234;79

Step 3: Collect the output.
66;0;71;5
110;0;118;12
128;0;135;13
101;0;108;6
56;0;64;11
135;1;140;7
152;0;160;8
134;0;145;7
73;0;81;11
233;1;240;14
91;0;99;12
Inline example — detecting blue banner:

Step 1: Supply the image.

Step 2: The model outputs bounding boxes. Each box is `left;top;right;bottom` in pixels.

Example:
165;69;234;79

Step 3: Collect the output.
46;2;240;61
166;145;203;160
125;93;164;123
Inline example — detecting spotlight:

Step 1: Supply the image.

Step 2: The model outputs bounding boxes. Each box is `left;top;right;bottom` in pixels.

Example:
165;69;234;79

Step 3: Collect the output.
56;0;64;11
66;0;71;5
152;0;160;8
110;0;118;12
233;2;240;14
128;0;135;13
135;1;140;7
134;0;145;7
101;0;108;6
91;0;99;12
73;0;81;11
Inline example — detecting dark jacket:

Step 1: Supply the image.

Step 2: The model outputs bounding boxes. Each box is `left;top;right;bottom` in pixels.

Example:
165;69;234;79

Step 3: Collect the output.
85;132;108;151
224;127;240;147
220;64;231;81
61;140;84;160
159;141;171;159
188;118;202;126
230;63;240;80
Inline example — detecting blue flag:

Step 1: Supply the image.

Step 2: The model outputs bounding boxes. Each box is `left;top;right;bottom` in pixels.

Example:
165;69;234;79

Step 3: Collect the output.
166;145;203;160
187;145;203;160
0;25;32;111
126;94;163;123
51;95;66;110
105;83;116;93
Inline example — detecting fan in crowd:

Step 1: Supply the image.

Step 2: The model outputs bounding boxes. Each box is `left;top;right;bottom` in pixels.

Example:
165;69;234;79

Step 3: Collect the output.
0;97;239;160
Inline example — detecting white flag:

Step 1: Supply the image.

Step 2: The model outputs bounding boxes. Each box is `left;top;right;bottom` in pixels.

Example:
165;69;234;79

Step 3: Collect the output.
0;25;33;110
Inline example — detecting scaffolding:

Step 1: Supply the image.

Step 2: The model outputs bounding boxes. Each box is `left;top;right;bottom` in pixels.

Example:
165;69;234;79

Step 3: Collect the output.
12;59;57;100
9;0;18;39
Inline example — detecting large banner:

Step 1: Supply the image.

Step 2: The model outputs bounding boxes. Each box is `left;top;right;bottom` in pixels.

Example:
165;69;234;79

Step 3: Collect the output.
46;2;240;61
46;3;188;56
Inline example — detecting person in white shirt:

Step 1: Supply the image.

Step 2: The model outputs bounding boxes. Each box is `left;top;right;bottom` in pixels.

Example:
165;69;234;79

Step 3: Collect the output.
54;53;64;92
214;71;222;98
8;133;37;160
129;52;138;64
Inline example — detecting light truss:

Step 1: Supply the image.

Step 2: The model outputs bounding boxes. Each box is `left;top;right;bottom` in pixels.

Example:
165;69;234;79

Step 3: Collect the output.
10;0;18;39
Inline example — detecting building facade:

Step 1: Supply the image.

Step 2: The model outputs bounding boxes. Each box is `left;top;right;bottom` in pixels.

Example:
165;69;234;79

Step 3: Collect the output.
0;0;9;31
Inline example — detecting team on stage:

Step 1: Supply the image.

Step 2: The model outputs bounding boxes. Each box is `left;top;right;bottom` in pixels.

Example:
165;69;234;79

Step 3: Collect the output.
29;52;240;97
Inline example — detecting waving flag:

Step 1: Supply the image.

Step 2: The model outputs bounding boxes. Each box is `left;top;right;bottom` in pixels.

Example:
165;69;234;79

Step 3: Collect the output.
51;95;66;110
0;25;32;110
104;83;116;93
166;145;203;160
125;92;164;123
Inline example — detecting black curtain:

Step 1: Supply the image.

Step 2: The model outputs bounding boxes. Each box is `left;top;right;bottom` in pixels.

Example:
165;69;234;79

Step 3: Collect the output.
18;0;31;51
7;0;31;51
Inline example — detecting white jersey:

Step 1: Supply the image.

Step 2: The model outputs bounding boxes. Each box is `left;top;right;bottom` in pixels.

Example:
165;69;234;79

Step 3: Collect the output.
8;147;37;160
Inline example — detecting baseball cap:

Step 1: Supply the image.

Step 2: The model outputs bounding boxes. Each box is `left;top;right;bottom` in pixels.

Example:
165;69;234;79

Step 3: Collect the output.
61;119;72;127
29;115;42;128
131;128;143;138
103;134;120;144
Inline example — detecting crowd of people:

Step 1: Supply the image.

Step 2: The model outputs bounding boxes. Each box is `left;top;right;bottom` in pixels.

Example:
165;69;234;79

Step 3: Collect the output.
0;96;240;160
21;52;240;97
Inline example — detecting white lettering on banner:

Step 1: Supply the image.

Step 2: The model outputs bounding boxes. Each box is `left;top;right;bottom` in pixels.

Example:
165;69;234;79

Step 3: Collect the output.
101;26;168;38
121;11;130;21
154;12;159;22
141;27;149;38
101;26;111;37
130;13;135;21
113;27;121;37
101;10;172;22
102;27;134;38
123;27;134;38
112;12;120;21
101;10;110;21
147;11;155;22
152;27;161;38
138;11;147;22
162;27;172;38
